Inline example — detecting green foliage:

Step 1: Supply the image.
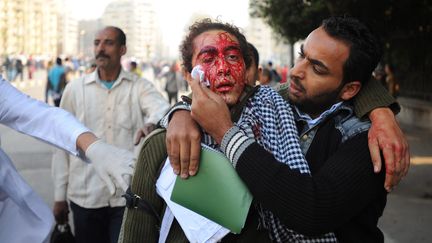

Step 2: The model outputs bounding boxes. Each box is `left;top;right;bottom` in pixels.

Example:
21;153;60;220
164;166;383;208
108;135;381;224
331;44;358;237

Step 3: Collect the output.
250;0;432;100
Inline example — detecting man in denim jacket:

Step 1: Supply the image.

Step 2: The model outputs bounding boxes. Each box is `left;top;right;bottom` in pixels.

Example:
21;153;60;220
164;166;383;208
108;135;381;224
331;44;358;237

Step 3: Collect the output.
186;16;392;242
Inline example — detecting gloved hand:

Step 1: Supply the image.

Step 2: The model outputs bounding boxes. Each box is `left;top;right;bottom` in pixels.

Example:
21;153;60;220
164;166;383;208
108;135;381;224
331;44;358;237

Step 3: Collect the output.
85;139;135;195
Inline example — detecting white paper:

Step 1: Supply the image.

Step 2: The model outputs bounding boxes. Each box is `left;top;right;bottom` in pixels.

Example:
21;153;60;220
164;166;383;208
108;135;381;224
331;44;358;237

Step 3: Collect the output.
156;158;230;243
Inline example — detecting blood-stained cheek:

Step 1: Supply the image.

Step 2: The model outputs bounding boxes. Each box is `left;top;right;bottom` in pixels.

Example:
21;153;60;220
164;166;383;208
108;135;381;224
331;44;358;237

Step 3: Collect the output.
230;63;246;84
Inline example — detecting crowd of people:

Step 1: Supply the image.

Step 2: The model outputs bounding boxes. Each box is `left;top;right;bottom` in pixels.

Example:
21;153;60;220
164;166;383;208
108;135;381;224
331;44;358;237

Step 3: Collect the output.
0;15;411;243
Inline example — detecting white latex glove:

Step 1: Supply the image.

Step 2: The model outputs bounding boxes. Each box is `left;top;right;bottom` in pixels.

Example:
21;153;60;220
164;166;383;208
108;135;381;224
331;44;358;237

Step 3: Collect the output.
85;140;135;195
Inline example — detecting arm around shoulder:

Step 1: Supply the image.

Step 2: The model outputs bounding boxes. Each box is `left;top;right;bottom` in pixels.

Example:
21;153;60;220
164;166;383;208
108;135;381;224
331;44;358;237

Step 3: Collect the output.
354;79;400;118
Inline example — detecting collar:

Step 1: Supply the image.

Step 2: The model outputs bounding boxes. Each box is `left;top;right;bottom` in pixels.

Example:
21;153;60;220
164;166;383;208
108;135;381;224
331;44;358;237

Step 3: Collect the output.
84;68;134;88
294;101;354;131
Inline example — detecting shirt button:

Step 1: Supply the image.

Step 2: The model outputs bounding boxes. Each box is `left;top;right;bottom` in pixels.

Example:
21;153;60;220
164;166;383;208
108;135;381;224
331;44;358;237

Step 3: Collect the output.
108;125;111;129
301;134;308;141
107;107;111;111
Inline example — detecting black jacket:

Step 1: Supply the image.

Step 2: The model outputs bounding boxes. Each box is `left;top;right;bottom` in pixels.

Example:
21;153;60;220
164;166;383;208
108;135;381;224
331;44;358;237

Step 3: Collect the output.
234;106;387;242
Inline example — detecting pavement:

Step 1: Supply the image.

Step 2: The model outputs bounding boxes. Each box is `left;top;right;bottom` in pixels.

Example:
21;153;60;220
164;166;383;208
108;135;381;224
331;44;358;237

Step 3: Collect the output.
1;72;431;242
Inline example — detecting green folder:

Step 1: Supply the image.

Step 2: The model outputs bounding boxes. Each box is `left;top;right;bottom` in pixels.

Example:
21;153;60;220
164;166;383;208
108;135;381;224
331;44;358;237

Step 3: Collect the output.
170;145;253;234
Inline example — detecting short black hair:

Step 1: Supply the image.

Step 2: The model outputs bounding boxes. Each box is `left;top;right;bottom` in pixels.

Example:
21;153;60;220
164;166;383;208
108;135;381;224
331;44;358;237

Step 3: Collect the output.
248;42;259;69
105;26;126;46
56;57;62;65
321;16;382;85
180;18;251;73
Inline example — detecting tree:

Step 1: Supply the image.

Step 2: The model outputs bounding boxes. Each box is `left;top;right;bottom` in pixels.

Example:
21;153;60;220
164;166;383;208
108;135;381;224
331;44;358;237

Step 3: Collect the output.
250;0;432;100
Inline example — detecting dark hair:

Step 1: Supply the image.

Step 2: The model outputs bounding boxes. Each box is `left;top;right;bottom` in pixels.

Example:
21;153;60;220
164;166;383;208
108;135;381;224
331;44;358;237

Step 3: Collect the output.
248;42;259;69
321;16;382;85
56;57;62;65
105;26;126;46
261;68;271;78
180;18;251;73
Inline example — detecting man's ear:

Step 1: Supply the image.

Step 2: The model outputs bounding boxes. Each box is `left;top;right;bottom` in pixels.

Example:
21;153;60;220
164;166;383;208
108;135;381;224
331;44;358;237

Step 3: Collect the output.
120;46;127;56
181;66;189;79
340;81;361;101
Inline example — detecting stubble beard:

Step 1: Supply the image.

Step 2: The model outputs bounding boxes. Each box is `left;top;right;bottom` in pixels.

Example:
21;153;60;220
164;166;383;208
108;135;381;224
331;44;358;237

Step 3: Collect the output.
291;86;343;118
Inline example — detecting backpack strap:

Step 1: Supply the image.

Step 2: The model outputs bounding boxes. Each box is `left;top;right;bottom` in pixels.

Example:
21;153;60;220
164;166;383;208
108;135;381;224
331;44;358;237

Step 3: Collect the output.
118;128;169;243
123;187;161;223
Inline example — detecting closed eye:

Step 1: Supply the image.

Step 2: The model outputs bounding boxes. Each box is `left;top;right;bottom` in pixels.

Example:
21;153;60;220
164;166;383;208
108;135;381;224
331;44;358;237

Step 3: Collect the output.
312;65;326;75
202;57;214;63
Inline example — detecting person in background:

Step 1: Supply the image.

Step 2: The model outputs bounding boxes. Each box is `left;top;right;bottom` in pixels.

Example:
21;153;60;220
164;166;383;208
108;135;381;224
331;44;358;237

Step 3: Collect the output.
163;62;180;105
3;56;14;81
259;67;278;88
373;63;387;88
14;58;24;82
280;65;289;83
46;57;66;107
267;61;281;83
130;61;142;77
64;57;76;82
245;42;261;86
384;63;398;97
26;56;36;80
51;26;169;243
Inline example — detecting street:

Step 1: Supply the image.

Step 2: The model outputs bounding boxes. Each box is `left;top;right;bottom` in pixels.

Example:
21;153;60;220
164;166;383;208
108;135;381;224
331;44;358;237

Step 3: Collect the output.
1;72;431;242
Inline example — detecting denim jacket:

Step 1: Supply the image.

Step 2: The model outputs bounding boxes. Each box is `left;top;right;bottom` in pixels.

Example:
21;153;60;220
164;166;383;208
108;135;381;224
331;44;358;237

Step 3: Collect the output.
295;102;371;155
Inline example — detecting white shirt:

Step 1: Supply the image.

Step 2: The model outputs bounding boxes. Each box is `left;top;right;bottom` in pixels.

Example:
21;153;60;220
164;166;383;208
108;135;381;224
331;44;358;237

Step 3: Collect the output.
294;102;343;128
0;75;90;243
52;69;169;208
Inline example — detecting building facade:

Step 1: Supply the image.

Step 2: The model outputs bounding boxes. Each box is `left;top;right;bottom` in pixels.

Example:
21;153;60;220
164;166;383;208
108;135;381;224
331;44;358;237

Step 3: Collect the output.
0;0;58;57
245;17;292;68
57;0;79;56
0;0;80;58
102;0;163;62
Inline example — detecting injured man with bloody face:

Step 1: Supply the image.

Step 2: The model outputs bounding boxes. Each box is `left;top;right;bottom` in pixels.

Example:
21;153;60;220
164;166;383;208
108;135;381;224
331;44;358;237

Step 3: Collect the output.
154;18;337;242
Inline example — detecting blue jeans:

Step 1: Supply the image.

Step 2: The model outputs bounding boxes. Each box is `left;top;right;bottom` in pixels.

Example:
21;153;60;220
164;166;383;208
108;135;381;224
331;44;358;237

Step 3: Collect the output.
70;201;125;243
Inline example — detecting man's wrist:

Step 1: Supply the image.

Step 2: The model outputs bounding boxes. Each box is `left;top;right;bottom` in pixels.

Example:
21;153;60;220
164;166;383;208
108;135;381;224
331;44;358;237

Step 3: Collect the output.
159;101;191;128
76;132;98;155
220;126;254;167
213;122;233;144
369;107;394;122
